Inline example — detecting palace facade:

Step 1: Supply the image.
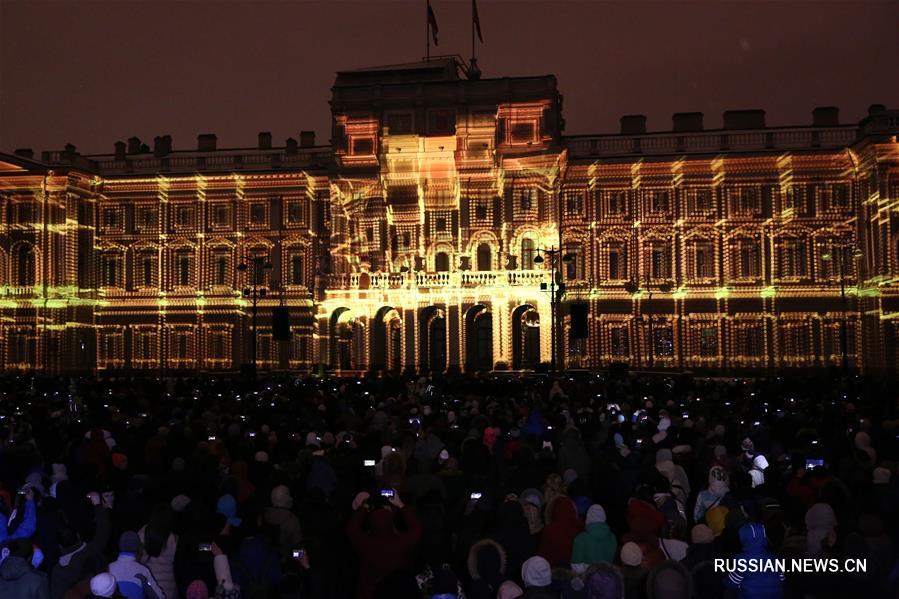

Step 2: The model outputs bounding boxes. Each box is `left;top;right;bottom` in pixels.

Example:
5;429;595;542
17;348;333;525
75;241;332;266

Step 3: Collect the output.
2;59;898;373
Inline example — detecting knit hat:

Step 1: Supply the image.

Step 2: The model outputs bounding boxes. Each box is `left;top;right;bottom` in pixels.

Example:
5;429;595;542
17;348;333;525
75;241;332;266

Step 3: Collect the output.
216;494;242;527
873;467;891;484
186;580;209;599
254;451;269;463
657;417;671;432
381;445;395;458
741;438;755;453
620;541;643;567
691;524;715;544
171;494;191;513
805;503;837;531
90;573;117;597
520;488;543;507
305;432;321;447
51;463;68;483
521;556;552;587
271;485;293;509
119;530;141;554
586;504;607;524
497;580;524;599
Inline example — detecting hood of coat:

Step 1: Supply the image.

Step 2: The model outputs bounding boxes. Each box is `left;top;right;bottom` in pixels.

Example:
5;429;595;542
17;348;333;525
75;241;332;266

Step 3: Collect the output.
585;521;614;540
738;522;769;553
0;556;31;581
467;538;507;581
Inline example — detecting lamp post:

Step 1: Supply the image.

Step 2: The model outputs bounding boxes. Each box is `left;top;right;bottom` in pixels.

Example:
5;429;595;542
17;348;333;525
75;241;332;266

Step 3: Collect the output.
821;243;863;372
534;247;575;374
237;255;273;376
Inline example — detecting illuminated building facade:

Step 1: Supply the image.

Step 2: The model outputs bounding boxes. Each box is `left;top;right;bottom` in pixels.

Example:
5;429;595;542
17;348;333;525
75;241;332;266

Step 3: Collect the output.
2;59;898;373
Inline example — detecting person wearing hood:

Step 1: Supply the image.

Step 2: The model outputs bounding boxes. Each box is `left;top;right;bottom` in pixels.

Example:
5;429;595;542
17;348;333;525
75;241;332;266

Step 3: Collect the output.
694;465;731;523
346;490;422;599
537;496;583;566
215;495;241;532
263;485;303;562
108;530;165;599
490;498;535;580
138;506;178;599
519;556;559;599
582;562;624;599
654;449;689;509
467;538;508;599
571;505;616;568
50;492;111;599
618;542;647;599
804;503;838;557
622;498;665;570
0;538;49;598
725;522;784;598
679;525;723;599
645;560;692;599
0;486;38;544
498;580;524;599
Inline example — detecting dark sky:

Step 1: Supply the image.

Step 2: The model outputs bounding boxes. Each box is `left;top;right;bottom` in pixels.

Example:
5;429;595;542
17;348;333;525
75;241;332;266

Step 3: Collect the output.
2;0;897;155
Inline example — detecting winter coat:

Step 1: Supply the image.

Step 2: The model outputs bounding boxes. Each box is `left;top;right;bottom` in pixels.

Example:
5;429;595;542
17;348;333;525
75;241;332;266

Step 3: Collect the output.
725;523;784;599
0;497;37;543
108;554;165;599
138;528;177;599
490;500;535;579
538;497;583;566
646;560;692;599
230;536;282;595
346;506;422;599
50;506;111;599
466;538;507;599
0;556;50;599
571;522;617;566
263;506;303;562
583;562;625;599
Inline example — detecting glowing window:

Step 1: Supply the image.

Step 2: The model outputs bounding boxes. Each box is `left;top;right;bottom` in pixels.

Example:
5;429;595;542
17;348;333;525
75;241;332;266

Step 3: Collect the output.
174;205;193;228
521;238;536;269
287;202;303;224
211;204;231;227
249;203;267;226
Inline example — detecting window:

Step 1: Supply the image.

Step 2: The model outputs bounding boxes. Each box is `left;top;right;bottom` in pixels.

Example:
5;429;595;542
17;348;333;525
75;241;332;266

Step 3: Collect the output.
700;326;718;357
521;238;537;269
435;217;447;232
511;122;536;143
15;202;36;224
649;243;672;280
565;245;583;280
287;202;303;224
653;327;674;357
736;240;761;279
136;206;157;230
650;191;669;214
103;208;120;229
428;110;455;135
386;112;413;134
611;327;629;357
211;204;231;228
249;203;267;226
174;205;193;228
435;252;450;272
692;241;715;279
176;251;192;286
475;203;488;221
779;239;808;279
209;333;227;361
102;255;120;287
351;138;374;155
212;252;228;286
830;184;850;210
289;253;304;285
15;245;35;286
607;244;627;280
250;257;268;286
139;253;156;287
608;191;626;215
694;189;713;212
734;188;761;215
520;189;533;212
565;192;583;216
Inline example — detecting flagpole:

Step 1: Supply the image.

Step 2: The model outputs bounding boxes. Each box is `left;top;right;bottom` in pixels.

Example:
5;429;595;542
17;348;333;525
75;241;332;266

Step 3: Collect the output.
426;0;430;60
471;0;475;62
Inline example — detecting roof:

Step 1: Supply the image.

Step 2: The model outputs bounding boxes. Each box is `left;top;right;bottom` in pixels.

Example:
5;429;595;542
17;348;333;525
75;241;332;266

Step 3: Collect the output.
334;58;461;87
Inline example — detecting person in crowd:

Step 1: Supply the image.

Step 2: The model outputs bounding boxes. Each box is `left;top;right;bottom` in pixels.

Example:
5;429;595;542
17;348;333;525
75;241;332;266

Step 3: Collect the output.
264;485;303;562
571;504;616;569
520;556;558;599
726;523;784;598
50;491;111;599
0;538;50;598
108;531;166;599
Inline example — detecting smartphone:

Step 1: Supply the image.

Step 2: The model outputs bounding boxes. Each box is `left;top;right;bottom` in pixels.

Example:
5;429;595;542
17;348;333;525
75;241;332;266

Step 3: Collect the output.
198;543;213;552
292;549;305;559
380;489;395;499
208;436;216;441
806;459;825;470
470;492;482;500
636;439;644;446
248;431;256;437
363;459;376;467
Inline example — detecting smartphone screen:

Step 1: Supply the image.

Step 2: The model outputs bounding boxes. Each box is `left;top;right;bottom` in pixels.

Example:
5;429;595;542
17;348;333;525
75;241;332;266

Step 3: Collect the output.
292;549;305;559
198;543;212;552
363;459;376;467
805;459;825;470
470;492;482;500
380;489;395;498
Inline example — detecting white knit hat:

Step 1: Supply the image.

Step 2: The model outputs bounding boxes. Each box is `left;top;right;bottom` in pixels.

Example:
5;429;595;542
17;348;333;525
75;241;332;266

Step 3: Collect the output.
90;573;117;597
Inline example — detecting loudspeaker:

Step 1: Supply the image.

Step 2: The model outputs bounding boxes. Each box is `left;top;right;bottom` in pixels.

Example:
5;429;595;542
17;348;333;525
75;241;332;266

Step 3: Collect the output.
272;307;291;340
570;302;589;339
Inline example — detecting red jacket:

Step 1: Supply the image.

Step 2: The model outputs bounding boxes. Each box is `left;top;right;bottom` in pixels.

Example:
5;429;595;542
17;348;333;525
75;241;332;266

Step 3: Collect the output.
346;506;422;599
537;496;583;566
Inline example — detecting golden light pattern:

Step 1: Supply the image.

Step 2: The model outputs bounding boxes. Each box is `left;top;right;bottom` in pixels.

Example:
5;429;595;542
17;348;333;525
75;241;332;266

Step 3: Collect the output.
1;61;898;373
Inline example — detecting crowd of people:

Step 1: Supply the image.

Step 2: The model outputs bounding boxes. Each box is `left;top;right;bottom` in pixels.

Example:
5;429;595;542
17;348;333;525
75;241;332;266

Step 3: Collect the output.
0;369;897;599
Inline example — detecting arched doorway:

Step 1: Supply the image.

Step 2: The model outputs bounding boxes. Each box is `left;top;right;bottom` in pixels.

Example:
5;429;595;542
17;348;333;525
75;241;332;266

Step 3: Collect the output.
329;308;357;371
372;306;403;372
465;305;493;372
512;305;541;369
476;243;492;271
419;306;447;373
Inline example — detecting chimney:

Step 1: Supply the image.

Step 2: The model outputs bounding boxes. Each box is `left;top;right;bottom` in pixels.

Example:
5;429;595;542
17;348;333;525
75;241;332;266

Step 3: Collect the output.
672;112;704;132
285;137;298;154
812;107;839;127
197;133;217;152
722;109;766;130
14;148;34;159
114;141;126;160
258;131;272;149
64;143;78;155
153;135;173;157
300;131;316;147
127;137;142;154
867;104;886;116
620;115;647;135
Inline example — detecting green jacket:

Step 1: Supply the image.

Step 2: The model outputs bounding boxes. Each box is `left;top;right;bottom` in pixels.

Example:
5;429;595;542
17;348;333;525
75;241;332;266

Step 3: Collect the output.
571;522;617;565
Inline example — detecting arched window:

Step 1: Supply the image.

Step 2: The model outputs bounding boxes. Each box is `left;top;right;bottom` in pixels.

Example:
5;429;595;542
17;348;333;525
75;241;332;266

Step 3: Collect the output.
521;238;536;269
435;252;450;272
476;243;492;271
289;253;304;285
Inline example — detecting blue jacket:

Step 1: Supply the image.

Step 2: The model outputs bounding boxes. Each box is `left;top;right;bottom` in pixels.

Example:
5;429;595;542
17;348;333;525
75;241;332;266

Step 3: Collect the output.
726;523;784;599
0;499;37;544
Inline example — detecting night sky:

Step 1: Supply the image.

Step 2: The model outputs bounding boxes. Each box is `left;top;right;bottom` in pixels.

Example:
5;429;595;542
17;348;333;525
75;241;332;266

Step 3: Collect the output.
2;0;897;155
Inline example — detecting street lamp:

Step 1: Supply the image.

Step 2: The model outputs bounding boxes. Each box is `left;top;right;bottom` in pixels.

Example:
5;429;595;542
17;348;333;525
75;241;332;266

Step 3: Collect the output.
821;243;863;372
237;255;273;376
534;247;575;373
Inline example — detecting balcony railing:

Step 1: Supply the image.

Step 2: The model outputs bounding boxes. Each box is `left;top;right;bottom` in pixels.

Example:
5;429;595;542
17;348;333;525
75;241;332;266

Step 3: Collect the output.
326;270;549;290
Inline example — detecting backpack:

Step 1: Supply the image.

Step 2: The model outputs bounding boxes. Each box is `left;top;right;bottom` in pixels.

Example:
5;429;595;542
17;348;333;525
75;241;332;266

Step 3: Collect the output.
233;552;278;599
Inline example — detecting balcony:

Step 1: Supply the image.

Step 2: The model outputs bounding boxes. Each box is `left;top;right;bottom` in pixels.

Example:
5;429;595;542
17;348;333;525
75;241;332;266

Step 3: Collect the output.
326;269;548;291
